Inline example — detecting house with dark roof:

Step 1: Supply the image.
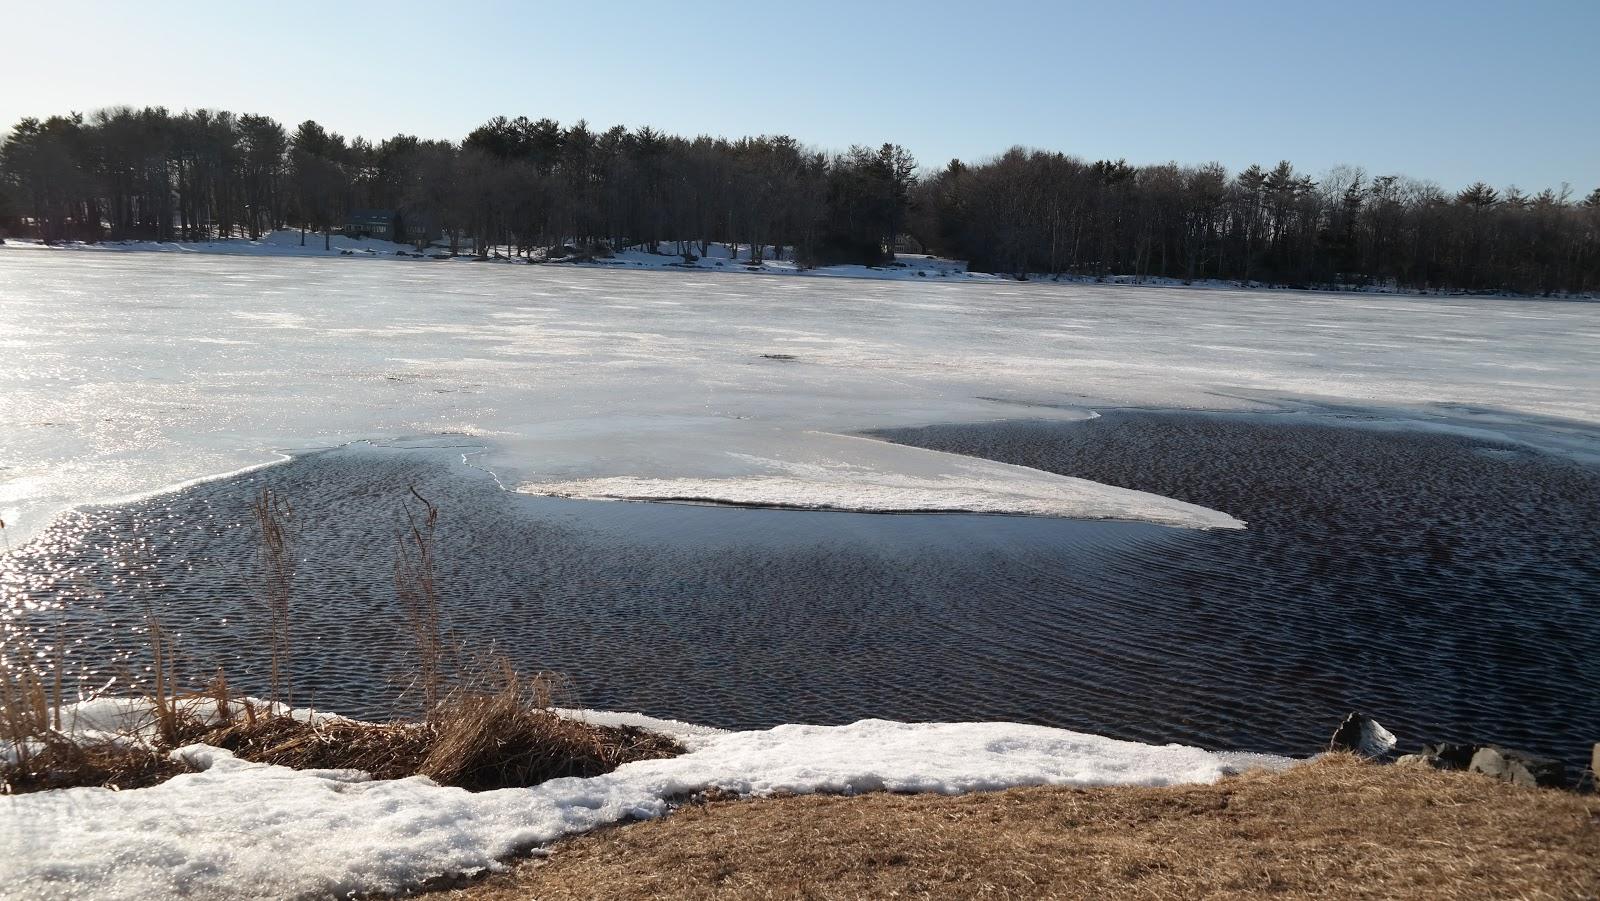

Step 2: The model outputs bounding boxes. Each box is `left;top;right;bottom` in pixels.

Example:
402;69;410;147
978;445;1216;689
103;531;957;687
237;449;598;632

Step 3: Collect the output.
343;209;397;240
343;208;442;246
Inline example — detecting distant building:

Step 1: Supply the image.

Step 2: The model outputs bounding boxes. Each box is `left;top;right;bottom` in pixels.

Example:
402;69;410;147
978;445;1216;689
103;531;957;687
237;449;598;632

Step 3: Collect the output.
343;209;396;240
343;208;441;245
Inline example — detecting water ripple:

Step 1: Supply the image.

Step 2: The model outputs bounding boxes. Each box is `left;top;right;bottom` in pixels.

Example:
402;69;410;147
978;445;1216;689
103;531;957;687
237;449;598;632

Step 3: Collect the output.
3;413;1597;772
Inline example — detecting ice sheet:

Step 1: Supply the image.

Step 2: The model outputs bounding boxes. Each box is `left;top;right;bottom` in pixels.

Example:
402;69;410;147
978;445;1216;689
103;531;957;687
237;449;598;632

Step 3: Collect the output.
523;428;1243;528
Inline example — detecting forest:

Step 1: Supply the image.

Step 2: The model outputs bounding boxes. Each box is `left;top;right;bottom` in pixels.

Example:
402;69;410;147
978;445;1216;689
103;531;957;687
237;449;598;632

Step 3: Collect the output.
2;107;1598;294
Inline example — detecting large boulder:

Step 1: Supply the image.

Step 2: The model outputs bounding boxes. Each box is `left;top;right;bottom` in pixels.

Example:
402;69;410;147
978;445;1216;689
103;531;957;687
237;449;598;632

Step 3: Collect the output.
1468;746;1567;789
1329;713;1397;758
1419;742;1478;770
1395;742;1490;771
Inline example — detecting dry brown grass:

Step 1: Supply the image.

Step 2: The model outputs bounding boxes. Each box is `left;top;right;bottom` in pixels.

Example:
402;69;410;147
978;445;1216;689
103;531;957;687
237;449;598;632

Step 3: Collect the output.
438;754;1600;901
1;637;212;793
2;601;218;793
0;738;195;793
420;669;680;791
251;487;296;707
3;677;682;794
198;694;682;790
397;486;446;716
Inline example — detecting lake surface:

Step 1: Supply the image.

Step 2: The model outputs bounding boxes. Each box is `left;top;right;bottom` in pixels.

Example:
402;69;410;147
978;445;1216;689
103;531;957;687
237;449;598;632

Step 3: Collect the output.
7;250;1600;551
5;412;1597;772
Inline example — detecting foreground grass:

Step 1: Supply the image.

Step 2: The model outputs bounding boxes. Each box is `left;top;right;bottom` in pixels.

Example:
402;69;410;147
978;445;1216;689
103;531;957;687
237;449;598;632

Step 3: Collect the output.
2;687;682;795
439;754;1600;900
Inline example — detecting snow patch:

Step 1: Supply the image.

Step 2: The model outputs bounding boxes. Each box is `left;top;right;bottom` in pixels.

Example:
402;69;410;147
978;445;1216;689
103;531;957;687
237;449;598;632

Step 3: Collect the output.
0;718;1288;900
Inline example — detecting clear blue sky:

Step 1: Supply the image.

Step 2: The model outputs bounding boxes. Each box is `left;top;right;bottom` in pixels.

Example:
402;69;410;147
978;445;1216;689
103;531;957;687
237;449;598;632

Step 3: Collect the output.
6;0;1597;192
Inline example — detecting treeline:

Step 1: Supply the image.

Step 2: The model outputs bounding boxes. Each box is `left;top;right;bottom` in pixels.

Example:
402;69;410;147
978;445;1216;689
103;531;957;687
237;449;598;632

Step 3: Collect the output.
919;152;1600;293
2;107;1597;293
0;108;912;265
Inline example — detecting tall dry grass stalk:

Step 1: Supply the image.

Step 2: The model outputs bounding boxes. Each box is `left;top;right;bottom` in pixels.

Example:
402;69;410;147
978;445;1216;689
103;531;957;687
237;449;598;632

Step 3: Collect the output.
3;612;218;794
0;649;61;772
250;488;295;708
141;606;187;747
397;486;445;718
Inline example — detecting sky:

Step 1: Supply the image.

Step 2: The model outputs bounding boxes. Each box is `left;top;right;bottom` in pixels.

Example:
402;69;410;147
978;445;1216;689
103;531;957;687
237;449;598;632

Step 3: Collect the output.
3;0;1597;192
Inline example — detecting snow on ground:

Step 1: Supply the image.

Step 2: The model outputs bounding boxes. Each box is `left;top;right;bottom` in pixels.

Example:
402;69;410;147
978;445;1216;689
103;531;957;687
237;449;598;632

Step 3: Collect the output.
2;246;1599;549
0;716;1288;901
575;243;985;281
1;229;440;259
16;232;1591;298
0;696;350;767
555;707;729;749
0;232;987;283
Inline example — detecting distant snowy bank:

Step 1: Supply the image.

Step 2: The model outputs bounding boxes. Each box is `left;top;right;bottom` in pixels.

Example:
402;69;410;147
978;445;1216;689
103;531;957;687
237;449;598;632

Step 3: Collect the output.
1;701;1287;901
7;230;1590;298
0;230;989;284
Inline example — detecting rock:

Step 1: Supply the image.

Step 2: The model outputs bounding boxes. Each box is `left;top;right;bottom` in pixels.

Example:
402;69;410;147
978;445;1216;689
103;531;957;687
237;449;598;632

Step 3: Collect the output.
1592;743;1599;783
1329;713;1398;758
1468;746;1567;789
1419;742;1478;770
1395;753;1442;770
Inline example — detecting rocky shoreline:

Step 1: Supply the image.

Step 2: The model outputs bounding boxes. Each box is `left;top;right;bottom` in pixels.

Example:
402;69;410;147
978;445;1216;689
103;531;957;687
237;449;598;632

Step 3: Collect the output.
1330;712;1593;791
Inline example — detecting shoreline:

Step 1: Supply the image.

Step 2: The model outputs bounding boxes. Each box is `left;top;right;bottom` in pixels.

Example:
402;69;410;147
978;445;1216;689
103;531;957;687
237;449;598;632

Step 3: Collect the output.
438;753;1600;900
5;695;1594;900
5;233;1596;301
1;697;1294;899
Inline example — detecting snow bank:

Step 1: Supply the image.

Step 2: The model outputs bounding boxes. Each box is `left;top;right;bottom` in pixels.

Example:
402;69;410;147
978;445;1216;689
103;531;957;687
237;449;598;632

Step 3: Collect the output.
1;230;439;260
565;244;988;282
1;696;351;766
53;695;345;736
555;707;728;750
0;232;988;283
0;718;1287;900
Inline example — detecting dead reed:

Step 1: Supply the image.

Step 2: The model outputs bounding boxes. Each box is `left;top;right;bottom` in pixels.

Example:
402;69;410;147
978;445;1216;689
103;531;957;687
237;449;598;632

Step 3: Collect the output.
420;661;679;791
250;487;295;707
397;485;446;717
0;640;61;775
0;623;203;794
194;673;681;791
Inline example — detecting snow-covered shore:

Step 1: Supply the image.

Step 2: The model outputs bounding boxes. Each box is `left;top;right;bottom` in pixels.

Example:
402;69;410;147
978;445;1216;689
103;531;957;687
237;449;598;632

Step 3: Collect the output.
0;231;990;284
0;702;1286;901
8;231;1594;300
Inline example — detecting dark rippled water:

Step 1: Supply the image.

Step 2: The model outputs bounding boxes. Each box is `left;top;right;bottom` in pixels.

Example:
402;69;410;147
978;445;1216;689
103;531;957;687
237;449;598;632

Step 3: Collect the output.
4;414;1598;771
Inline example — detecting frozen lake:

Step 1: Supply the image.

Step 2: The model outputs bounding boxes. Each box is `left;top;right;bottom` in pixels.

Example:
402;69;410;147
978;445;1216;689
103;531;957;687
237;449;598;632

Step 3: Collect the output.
5;250;1599;547
3;250;1599;765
